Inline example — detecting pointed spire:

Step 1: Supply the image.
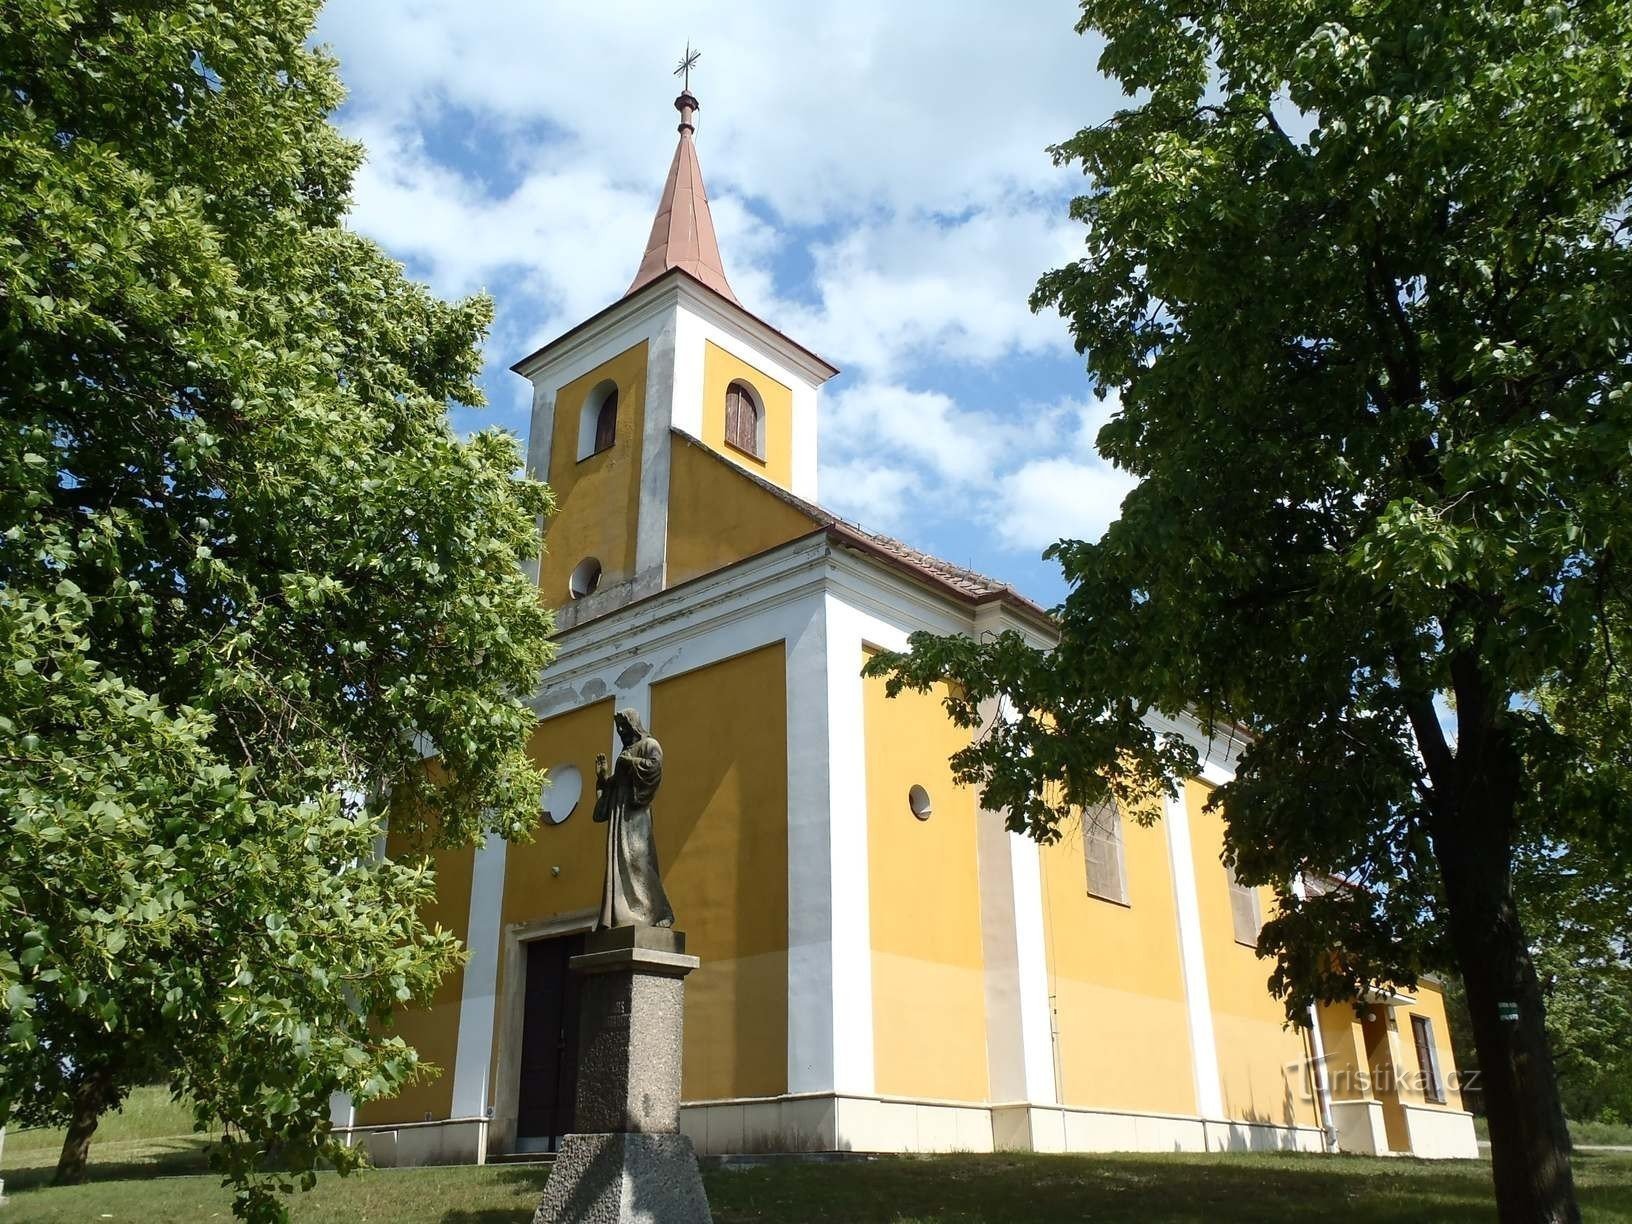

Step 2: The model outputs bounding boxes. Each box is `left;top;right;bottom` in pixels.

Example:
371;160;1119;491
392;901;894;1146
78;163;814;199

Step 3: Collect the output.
625;88;739;305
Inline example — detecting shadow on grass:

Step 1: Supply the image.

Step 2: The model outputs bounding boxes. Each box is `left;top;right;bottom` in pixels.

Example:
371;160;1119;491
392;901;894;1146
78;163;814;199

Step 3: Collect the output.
435;1150;1632;1224
436;1164;553;1223
3;1135;215;1193
688;1151;1607;1224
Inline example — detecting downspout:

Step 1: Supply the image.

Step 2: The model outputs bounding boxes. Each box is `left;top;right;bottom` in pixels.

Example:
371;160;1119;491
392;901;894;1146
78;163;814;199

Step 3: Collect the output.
1295;875;1337;1152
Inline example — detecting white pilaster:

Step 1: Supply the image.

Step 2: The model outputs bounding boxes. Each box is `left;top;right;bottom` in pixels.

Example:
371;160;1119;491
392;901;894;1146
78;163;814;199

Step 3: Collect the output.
1164;784;1225;1118
669;305;707;438
327;1092;354;1132
1294;874;1336;1148
784;594;876;1094
791;379;819;501
449;832;508;1122
521;379;554;588
1008;833;1059;1104
974;694;1059;1107
822;596;876;1094
633;307;678;596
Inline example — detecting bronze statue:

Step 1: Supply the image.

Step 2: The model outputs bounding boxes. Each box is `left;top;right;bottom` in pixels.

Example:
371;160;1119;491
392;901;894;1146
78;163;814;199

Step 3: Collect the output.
593;708;675;929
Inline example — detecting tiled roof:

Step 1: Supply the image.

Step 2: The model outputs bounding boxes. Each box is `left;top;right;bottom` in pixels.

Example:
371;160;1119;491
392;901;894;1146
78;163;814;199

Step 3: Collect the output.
672;429;1053;626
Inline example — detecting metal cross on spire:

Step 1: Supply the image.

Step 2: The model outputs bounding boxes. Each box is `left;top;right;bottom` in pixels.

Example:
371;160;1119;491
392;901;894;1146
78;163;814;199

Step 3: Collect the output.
674;41;701;92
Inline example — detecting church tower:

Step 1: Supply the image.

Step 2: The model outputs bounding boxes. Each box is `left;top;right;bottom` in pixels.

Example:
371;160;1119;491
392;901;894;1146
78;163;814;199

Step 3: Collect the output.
512;87;838;627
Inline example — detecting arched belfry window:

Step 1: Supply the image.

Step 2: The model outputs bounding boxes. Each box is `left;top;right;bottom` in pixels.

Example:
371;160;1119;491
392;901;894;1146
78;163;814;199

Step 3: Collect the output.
595;389;618;453
577;380;619;461
724;380;763;459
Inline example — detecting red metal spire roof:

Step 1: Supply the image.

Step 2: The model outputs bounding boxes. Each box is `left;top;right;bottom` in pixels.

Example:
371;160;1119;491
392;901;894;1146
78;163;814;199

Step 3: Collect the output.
626;91;739;305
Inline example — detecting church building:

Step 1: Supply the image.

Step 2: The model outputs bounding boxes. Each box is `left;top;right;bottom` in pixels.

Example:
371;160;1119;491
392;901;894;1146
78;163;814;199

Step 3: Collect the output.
340;87;1480;1168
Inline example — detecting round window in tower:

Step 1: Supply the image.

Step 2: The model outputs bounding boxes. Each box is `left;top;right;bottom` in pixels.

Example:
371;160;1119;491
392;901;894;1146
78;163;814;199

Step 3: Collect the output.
908;784;933;821
569;556;602;600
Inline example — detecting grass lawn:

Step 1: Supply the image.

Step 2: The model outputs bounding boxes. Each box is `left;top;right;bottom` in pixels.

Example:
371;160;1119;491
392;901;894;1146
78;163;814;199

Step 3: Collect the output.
4;1089;1631;1223
1473;1115;1632;1149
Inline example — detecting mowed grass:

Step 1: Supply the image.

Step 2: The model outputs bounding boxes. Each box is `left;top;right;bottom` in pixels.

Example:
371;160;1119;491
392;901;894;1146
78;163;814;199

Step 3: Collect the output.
1473;1114;1632;1149
6;1151;1632;1224
5;1088;1631;1223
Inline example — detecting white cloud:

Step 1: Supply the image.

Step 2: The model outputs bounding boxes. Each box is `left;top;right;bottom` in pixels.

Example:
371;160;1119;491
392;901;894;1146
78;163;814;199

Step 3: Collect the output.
819;383;1137;553
988;393;1138;550
817;459;918;532
994;455;1134;551
774;207;1079;378
315;1;1108;224
823;382;1011;486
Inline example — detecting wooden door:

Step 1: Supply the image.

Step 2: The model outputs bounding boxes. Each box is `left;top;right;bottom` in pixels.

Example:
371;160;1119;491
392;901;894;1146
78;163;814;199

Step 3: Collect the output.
515;933;586;1148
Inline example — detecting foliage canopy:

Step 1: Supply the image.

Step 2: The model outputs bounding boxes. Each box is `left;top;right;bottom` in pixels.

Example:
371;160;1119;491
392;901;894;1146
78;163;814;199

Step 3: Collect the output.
0;2;553;1217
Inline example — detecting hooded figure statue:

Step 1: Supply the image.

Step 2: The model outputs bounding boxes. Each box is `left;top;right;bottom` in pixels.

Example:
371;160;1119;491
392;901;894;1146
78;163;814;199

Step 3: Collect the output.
593;708;676;929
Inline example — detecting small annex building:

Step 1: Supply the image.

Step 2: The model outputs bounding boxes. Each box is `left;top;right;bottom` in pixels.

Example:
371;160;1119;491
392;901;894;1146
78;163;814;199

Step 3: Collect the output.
340;88;1480;1167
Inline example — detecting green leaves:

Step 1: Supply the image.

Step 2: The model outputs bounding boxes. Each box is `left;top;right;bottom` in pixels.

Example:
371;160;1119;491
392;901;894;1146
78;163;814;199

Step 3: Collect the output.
875;0;1632;1015
0;1;552;1217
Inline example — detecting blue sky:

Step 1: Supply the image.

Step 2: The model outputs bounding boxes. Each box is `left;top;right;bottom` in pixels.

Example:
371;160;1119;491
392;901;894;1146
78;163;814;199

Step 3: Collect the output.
314;1;1137;608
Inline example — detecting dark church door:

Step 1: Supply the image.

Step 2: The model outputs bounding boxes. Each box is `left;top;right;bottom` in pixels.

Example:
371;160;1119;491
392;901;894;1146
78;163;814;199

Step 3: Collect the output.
514;933;586;1151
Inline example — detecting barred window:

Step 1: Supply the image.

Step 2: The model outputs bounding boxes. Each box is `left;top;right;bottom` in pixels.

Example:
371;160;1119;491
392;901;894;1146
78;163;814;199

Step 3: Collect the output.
1227;863;1262;946
1083;799;1128;905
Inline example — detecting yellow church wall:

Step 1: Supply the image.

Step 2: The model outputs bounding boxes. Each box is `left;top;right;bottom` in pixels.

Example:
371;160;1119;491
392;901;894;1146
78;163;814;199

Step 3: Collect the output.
1317;1002;1369;1102
665;435;820;588
354;837;476;1126
504;699;620;930
493;649;791;1107
650;643;790;1100
1185;779;1320;1128
537;342;648;606
862;657;989;1104
701;340;793;489
1038;810;1198;1116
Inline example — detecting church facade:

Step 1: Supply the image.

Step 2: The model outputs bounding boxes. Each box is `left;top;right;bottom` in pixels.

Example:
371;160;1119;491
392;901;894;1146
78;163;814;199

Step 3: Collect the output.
340;90;1480;1168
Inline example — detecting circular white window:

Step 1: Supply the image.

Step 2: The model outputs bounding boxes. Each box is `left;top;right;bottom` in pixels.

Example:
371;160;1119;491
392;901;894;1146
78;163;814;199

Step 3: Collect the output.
908;784;933;821
542;764;582;825
569;557;602;599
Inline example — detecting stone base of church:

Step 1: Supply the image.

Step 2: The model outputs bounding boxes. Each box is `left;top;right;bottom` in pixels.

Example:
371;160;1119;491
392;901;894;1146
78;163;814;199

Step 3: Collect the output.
1400;1103;1480;1159
344;1092;1482;1167
338;1116;489;1167
675;1091;1328;1158
989;1102;1327;1155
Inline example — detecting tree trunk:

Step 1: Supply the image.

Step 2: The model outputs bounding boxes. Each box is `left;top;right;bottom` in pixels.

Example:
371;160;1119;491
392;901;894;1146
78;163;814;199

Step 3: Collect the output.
1426;710;1580;1224
53;1066;114;1186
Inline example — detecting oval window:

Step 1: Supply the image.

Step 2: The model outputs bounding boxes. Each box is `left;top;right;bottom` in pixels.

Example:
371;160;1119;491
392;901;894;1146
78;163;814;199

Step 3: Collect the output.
542;764;583;825
908;784;933;821
569;557;602;599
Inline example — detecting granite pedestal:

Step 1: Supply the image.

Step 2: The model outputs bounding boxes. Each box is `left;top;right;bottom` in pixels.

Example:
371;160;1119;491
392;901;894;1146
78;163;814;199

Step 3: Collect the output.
533;927;712;1224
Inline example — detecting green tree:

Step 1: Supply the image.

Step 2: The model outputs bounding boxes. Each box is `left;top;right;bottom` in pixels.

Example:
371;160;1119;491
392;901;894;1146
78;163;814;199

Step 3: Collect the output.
1443;841;1632;1129
868;3;1631;1220
0;2;552;1219
1517;600;1632;1127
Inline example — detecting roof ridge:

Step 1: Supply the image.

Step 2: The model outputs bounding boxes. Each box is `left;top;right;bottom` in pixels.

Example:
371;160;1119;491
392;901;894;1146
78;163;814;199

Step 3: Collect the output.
667;428;1051;622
